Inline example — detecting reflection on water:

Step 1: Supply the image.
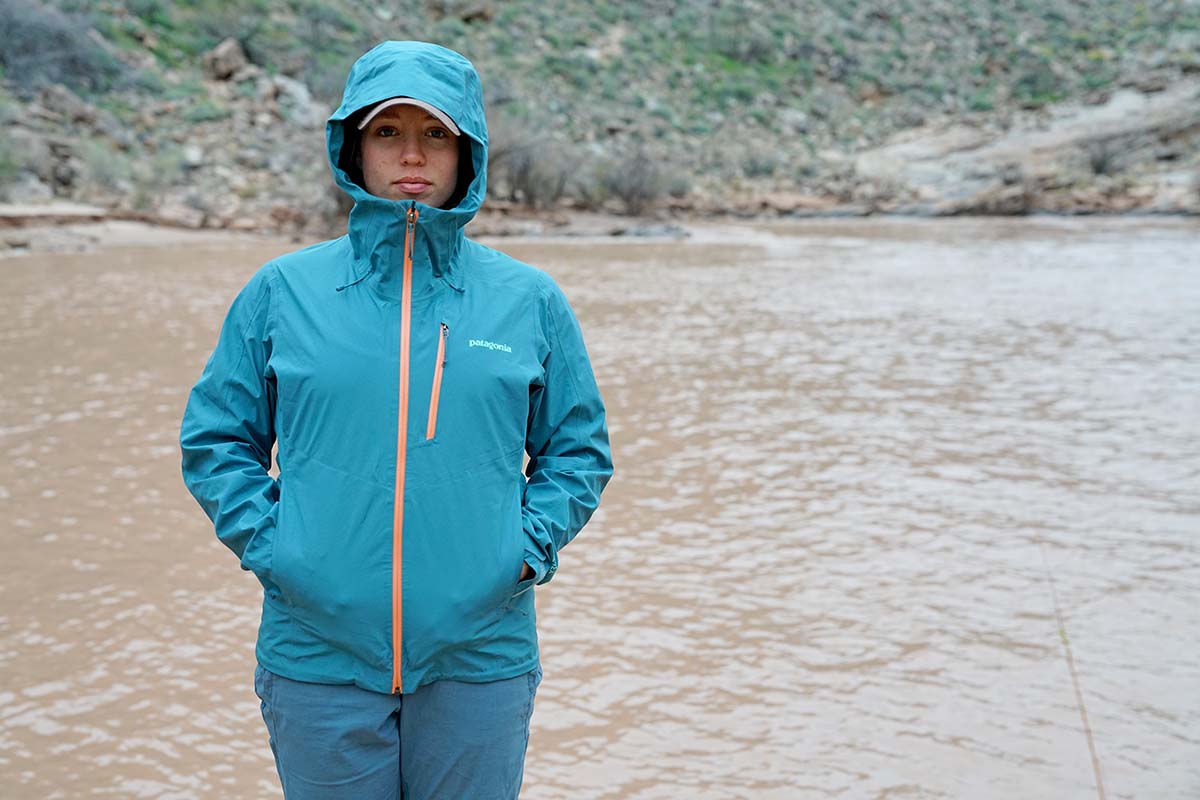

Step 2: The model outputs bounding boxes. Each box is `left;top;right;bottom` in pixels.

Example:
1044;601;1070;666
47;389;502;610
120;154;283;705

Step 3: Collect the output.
1;218;1197;798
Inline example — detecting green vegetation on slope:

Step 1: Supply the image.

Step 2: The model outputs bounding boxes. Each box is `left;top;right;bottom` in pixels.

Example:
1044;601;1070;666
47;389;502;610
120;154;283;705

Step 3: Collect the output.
1;0;1197;216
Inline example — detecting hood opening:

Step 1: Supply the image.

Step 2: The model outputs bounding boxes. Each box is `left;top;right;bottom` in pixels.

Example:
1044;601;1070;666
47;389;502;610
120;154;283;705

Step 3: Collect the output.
334;108;477;211
327;42;489;218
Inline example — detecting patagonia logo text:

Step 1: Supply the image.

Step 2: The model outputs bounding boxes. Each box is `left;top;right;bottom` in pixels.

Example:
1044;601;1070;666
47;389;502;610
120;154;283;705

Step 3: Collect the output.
468;339;512;353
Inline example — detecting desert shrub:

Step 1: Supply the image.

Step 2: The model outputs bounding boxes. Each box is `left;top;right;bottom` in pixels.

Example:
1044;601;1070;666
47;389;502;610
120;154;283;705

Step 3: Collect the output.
1081;63;1118;91
593;146;664;216
183;0;271;45
0;90;17;124
541;53;593;92
664;172;691;199
186;98;233;123
127;0;173;29
163;78;208;102
567;159;610;211
487;116;573;209
76;138;132;186
708;8;776;64
742;152;778;179
0;0;127;94
494;142;572;209
0;126;49;183
0;141;18;184
125;143;187;209
558;146;666;215
1085;139;1120;176
968;86;995;112
1012;52;1063;108
305;49;363;106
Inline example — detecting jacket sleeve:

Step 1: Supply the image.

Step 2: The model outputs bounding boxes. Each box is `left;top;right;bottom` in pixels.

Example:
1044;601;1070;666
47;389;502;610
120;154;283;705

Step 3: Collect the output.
180;265;279;580
522;278;613;585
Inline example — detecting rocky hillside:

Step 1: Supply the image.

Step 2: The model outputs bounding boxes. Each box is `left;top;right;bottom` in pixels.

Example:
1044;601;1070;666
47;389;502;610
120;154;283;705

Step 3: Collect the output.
1;0;1198;236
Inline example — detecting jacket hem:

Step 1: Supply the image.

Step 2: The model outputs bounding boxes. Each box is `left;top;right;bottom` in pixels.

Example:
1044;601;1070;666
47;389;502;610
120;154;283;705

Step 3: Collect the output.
254;648;541;696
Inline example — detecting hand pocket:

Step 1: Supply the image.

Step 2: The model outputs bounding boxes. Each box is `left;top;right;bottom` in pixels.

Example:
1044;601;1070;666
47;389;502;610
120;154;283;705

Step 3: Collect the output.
510;560;536;601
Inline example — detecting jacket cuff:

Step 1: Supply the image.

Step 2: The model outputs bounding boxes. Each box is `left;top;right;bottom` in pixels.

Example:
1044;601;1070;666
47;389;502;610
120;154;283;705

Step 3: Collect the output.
521;513;559;585
522;548;557;586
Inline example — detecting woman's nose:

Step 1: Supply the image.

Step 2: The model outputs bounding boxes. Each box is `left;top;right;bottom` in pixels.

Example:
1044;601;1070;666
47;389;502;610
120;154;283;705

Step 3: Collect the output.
397;135;425;165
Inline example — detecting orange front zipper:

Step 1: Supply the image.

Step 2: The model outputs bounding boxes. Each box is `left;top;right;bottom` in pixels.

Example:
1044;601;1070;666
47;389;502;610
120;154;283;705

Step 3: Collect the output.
426;323;448;440
392;205;418;693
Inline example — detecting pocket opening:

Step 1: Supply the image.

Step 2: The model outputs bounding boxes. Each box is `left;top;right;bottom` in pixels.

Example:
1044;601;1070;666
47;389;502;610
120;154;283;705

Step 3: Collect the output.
425;322;449;440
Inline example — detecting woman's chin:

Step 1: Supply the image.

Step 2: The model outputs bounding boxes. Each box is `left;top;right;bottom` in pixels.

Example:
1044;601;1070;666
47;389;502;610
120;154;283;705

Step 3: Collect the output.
364;183;450;207
389;188;426;202
393;189;446;206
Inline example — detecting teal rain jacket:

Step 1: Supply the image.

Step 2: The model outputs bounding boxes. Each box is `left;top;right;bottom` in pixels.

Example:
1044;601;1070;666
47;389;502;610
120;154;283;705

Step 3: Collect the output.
180;42;612;694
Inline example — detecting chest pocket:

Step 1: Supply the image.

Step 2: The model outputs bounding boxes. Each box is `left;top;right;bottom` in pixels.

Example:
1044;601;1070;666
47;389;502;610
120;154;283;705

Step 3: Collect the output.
410;322;540;469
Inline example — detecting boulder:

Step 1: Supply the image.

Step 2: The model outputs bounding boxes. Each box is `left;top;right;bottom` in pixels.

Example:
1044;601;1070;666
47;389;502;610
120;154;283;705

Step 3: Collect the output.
757;192;836;214
2;127;54;184
156;190;207;228
269;76;326;127
40;84;96;125
269;204;308;231
780;109;809;135
0;173;54;204
182;145;205;169
203;38;249;81
427;0;495;22
936;184;1031;215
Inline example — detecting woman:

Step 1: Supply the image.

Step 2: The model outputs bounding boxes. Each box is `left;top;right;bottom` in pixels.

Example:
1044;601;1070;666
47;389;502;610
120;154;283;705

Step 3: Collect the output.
180;41;612;799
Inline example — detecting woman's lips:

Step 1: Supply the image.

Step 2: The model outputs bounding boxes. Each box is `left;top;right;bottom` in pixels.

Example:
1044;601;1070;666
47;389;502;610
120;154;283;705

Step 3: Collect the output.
395;179;431;194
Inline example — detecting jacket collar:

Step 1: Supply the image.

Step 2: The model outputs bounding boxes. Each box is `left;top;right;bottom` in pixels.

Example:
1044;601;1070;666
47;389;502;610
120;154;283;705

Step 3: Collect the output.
345;196;465;300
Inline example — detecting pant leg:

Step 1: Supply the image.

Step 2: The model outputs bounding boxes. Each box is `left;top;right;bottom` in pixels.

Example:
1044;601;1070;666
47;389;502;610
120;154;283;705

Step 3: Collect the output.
399;667;542;800
255;665;402;800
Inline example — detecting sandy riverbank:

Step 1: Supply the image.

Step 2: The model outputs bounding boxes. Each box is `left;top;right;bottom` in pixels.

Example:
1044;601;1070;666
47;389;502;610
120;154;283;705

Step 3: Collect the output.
0;201;703;258
5;198;1199;260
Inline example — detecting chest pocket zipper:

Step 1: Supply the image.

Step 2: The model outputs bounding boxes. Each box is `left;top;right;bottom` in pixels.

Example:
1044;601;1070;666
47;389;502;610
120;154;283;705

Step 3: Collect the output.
426;322;449;440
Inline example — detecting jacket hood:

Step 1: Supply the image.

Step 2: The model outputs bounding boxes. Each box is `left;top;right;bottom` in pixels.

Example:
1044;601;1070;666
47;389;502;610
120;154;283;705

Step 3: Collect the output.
327;41;488;289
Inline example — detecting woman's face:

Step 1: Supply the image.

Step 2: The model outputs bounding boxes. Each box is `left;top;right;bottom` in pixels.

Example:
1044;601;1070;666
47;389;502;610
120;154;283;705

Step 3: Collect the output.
358;104;460;208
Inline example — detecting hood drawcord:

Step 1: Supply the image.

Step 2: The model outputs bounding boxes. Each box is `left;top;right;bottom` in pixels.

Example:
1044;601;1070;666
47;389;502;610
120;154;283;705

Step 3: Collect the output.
335;271;370;293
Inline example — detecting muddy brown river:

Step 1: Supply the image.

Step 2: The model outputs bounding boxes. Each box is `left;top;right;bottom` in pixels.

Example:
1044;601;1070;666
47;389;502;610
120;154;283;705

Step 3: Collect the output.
1;217;1197;799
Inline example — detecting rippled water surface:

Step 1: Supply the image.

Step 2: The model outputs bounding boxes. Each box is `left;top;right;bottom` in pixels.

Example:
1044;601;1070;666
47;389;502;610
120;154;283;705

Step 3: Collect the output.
1;217;1197;799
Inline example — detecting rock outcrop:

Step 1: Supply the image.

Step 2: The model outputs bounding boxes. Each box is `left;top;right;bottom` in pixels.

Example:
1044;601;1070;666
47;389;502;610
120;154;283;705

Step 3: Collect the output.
853;80;1200;215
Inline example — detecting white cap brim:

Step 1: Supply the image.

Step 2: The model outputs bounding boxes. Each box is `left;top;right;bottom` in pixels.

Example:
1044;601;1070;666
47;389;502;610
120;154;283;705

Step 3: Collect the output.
356;97;461;136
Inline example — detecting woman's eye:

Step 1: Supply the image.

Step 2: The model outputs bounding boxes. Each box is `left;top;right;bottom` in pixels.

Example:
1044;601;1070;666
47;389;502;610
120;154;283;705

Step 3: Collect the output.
375;126;397;137
427;129;447;139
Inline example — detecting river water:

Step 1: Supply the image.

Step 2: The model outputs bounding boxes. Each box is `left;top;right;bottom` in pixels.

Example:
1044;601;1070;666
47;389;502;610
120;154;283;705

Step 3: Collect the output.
1;217;1197;799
